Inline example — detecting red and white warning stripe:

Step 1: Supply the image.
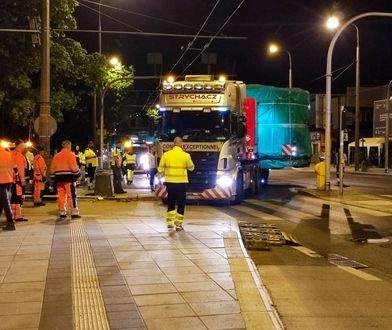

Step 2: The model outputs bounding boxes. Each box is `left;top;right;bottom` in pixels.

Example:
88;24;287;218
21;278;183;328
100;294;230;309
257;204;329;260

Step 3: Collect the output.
155;185;168;198
201;187;232;199
282;144;293;156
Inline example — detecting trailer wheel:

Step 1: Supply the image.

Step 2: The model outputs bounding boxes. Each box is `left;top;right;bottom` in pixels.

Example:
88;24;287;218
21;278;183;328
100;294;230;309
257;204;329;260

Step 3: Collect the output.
231;172;244;205
246;168;258;197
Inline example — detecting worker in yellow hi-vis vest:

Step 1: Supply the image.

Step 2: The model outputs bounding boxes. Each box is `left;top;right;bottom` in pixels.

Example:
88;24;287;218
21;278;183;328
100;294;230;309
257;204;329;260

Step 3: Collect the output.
123;149;137;185
158;137;194;231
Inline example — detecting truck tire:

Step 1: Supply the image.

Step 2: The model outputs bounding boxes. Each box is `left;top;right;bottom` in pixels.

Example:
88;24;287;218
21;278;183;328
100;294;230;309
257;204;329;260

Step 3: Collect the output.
231;172;244;205
246;168;258;197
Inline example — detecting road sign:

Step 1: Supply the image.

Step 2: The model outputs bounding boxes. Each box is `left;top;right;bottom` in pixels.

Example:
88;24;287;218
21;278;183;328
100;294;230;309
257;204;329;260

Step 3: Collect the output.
34;115;57;136
373;99;392;137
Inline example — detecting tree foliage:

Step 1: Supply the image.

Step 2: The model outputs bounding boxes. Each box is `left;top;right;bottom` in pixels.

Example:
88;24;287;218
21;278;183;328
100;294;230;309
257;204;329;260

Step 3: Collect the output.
0;0;134;130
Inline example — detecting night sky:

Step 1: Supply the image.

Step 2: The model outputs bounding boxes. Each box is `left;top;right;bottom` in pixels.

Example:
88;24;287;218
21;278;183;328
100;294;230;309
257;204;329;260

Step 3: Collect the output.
72;0;392;95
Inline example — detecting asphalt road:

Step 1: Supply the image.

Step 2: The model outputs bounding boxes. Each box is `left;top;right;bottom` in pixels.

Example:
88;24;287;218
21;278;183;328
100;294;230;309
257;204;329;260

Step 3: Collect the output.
218;168;392;329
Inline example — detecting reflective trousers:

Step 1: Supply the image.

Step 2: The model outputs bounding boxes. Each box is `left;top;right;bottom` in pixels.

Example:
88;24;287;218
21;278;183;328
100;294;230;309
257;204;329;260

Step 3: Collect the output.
11;183;24;220
125;164;135;182
34;175;45;203
57;182;79;216
0;184;13;224
165;183;187;215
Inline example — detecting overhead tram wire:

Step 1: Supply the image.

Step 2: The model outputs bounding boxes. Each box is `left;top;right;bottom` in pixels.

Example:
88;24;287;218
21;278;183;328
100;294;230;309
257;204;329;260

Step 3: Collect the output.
141;0;223;113
78;2;143;32
180;0;246;75
168;0;222;73
79;0;221;35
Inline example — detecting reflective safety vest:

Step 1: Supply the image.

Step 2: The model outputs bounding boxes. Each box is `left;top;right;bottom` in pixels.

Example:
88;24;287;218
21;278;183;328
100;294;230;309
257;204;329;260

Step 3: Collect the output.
0;147;14;184
11;149;27;185
123;153;136;166
33;154;47;179
77;151;86;165
158;146;195;183
84;148;98;167
111;148;122;167
50;148;80;182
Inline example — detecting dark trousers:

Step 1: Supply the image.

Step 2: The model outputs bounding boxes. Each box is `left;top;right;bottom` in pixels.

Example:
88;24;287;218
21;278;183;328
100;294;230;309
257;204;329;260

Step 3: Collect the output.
0;184;13;223
86;165;96;183
112;166;124;193
165;183;187;215
149;168;157;188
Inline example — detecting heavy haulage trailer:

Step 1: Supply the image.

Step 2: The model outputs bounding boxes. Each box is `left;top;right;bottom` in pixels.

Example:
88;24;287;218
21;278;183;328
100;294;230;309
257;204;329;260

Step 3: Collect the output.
155;75;311;203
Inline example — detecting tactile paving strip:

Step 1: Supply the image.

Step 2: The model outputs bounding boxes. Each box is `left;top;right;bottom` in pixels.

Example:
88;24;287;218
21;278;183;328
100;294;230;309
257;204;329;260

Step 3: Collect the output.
71;220;110;330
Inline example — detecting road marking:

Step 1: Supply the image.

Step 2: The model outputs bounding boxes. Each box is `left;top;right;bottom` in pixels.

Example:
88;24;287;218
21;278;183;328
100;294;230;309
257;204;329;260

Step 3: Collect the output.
231;205;283;221
291;246;323;258
338;266;382;281
246;199;315;220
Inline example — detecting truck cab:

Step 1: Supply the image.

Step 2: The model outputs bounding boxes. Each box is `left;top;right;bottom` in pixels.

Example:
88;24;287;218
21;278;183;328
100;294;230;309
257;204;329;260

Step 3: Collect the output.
155;75;259;203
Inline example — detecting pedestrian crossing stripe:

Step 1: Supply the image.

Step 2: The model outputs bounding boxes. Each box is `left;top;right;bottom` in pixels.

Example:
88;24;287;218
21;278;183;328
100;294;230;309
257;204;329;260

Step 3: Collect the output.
231;205;283;221
292;246;323;258
338;266;382;281
246;199;315;220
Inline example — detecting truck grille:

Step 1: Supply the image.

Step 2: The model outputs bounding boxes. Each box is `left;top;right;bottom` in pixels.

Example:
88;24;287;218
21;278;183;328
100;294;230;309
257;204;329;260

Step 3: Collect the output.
188;152;219;192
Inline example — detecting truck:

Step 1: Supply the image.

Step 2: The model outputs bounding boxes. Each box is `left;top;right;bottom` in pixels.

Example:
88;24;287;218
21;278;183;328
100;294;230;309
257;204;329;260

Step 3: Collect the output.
155;75;311;203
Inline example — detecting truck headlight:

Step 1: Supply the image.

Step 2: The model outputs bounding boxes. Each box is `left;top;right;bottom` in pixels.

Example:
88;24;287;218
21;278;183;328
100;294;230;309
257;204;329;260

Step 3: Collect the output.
216;175;233;188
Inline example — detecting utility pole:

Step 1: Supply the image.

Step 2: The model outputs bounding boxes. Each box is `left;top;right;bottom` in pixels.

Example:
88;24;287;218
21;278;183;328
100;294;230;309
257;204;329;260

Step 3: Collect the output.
385;80;392;174
39;0;51;155
353;25;361;171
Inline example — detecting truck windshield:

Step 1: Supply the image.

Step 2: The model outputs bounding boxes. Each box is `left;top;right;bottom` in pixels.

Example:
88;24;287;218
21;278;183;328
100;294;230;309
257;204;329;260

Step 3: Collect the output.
160;111;230;141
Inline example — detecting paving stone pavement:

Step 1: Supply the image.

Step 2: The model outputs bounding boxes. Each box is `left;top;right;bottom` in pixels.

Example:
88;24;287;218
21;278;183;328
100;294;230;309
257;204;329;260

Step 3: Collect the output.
0;200;279;330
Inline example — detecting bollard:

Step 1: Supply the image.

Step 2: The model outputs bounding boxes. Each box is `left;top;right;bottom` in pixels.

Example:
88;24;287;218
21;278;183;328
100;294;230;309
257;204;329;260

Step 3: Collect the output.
94;169;114;197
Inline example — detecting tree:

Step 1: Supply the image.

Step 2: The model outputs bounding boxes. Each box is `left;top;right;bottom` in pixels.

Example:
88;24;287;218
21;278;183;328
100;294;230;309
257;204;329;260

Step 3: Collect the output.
0;0;134;138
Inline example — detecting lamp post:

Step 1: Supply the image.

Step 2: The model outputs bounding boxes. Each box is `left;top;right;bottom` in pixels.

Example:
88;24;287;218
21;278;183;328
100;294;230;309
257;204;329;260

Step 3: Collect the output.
268;44;292;88
385;80;392;174
326;17;361;171
324;12;392;191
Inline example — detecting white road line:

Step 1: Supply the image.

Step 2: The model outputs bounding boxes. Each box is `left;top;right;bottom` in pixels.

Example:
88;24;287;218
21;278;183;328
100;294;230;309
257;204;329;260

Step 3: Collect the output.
247;199;315;220
291;246;323;258
231;205;283;221
338;266;382;281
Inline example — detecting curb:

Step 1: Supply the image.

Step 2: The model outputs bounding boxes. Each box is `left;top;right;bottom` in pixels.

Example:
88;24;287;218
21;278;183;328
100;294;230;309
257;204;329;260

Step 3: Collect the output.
235;229;284;330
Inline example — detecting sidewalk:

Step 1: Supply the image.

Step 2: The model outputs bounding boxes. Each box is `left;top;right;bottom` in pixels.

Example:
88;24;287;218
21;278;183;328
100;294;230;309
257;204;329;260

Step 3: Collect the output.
0;200;281;330
294;164;390;176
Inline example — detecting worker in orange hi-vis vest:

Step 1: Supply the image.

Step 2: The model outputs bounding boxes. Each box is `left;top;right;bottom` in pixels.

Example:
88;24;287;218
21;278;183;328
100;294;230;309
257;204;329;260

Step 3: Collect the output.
33;146;47;207
10;139;28;222
0;143;16;231
50;140;81;219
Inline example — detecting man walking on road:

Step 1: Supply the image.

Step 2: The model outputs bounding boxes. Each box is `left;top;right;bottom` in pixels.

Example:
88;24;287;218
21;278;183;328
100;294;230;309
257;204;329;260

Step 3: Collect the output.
0;144;16;230
33;146;47;206
50;140;81;219
111;144;126;194
158;137;194;230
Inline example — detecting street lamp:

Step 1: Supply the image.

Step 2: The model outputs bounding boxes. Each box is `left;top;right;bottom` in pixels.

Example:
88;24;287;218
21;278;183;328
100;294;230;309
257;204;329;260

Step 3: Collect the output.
326;16;361;172
324;12;392;191
268;43;292;88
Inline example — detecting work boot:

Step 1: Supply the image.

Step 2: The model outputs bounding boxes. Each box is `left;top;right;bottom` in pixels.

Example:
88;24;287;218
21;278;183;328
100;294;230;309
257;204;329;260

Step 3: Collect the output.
59;214;67;220
175;214;184;231
166;210;176;229
3;222;16;231
71;214;82;219
34;202;46;207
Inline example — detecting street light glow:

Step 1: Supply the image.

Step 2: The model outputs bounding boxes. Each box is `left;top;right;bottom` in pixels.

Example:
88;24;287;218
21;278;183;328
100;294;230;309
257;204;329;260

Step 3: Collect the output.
109;56;120;66
326;16;340;30
269;44;279;54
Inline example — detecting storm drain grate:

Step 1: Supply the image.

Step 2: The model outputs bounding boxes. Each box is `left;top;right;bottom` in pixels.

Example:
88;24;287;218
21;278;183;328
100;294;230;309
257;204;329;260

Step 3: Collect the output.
239;222;285;250
327;254;368;269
